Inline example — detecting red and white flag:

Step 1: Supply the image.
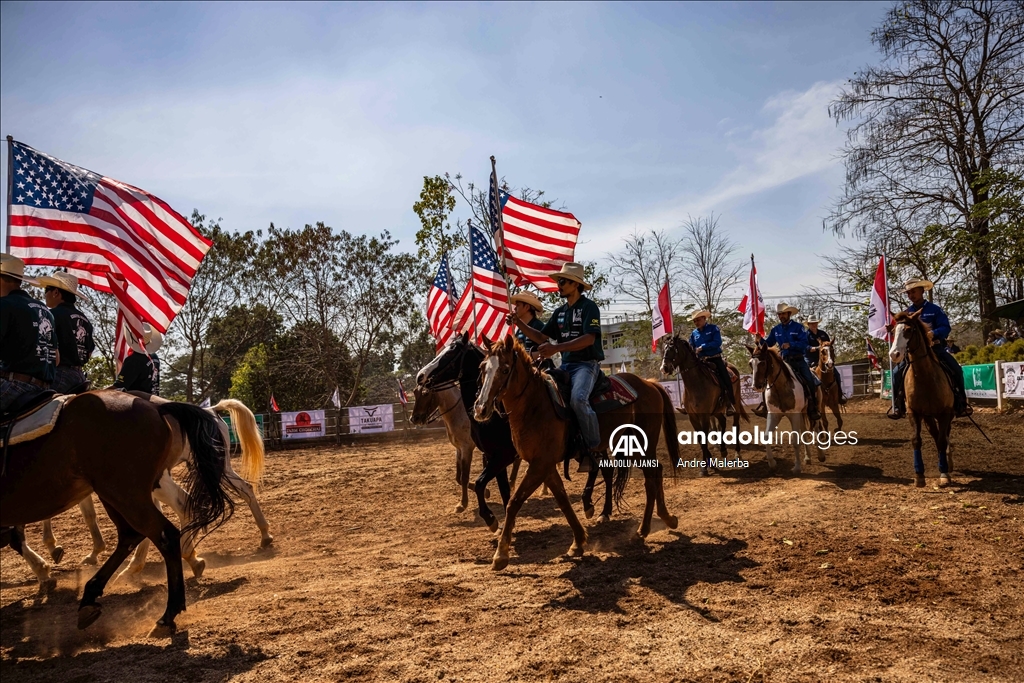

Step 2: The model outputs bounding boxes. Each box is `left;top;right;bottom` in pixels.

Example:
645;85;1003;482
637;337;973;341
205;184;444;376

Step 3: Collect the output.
737;256;765;336
427;254;457;351
867;255;892;341
107;273;152;368
270;395;280;412
8;140;212;333
866;338;880;369
452;287;512;346
651;280;673;351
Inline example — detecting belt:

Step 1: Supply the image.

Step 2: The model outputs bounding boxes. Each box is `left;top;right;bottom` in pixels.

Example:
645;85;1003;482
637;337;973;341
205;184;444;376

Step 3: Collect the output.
2;371;48;388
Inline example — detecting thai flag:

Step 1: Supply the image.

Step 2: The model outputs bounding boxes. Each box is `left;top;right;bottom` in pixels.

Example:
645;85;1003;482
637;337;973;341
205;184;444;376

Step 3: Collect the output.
866;338;880;369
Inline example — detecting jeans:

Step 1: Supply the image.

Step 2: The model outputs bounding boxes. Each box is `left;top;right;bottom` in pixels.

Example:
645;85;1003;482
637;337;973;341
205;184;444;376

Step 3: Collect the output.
707;356;734;405
892;345;967;411
563;360;601;450
52;366;88;394
784;355;820;414
1;378;39;413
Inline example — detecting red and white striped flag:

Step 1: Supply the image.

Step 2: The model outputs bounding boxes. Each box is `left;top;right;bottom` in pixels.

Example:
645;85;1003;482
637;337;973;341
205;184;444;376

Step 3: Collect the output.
866;338;880;369
7;140;212;333
426;254;457;351
651;280;673;351
867;255;892;341
107;272;151;368
451;287;512;346
489;180;580;294
737;256;765;336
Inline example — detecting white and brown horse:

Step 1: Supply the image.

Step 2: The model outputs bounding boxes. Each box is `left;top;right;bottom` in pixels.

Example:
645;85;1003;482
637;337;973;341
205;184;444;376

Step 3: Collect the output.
815;342;844;436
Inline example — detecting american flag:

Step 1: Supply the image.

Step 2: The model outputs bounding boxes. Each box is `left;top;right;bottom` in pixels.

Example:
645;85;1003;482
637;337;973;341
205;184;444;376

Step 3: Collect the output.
7;140;212;333
470;225;509;311
426;254;457;351
451;286;512;346
489;179;580;294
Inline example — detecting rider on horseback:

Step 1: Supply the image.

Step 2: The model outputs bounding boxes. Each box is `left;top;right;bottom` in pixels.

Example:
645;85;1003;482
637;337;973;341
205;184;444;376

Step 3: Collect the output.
112;323;163;395
888;278;971;420
689;309;735;417
0;254;57;413
755;303;821;422
805;317;846;405
38;271;95;394
511;291;547;352
510;262;604;469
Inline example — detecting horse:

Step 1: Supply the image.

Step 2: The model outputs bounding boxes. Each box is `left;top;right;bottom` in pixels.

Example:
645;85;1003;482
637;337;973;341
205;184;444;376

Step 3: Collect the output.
471;335;680;571
0;390;238;636
29;398;269;584
415;334;522;532
746;344;824;474
815;342;844;436
661;334;748;476
888;310;955;487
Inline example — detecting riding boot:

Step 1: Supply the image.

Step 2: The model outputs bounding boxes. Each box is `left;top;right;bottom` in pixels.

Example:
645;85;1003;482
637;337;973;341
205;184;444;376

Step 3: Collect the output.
887;394;906;420
753;393;767;418
838;390;847;406
954;391;973;418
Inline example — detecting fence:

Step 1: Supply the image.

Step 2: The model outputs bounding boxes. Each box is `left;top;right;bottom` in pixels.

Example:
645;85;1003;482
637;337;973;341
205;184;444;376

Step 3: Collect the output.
879;360;1024;410
252;402;447;448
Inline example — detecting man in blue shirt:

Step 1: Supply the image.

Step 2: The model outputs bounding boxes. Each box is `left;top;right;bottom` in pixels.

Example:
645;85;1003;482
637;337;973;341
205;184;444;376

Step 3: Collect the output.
889;279;970;419
758;303;821;421
805;317;846;405
689;309;735;416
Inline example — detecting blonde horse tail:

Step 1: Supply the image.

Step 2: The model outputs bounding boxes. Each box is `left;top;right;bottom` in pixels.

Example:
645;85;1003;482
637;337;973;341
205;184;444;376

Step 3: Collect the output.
212;399;265;488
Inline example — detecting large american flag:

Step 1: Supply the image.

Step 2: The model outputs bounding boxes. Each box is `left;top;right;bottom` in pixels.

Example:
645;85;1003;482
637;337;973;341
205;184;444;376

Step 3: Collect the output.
451;286;512;346
489;175;581;294
7;140;212;334
470;225;509;311
426;254;457;351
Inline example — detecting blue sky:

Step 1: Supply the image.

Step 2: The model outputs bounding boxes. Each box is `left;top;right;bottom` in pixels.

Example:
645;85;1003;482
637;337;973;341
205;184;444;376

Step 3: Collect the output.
1;1;887;313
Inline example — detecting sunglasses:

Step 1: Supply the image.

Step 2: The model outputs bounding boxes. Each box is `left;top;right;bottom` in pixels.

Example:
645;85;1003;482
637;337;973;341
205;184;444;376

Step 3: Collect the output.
556;278;573;286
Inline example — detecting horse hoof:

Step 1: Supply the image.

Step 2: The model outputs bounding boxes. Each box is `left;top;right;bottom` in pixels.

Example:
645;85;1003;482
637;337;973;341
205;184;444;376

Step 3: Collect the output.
39;577;57;594
487;519;499;533
50;546;64;564
914;475;926;488
78;604;102;630
938;474;952;488
698;469;709;478
598;514;611;524
454;504;467;513
260;535;274;549
636;527;650;539
82;554;99;565
149;621;176;639
817;453;826;463
191;559;206;579
664;515;679;530
583;505;595;520
567;543;584;557
491;556;509;571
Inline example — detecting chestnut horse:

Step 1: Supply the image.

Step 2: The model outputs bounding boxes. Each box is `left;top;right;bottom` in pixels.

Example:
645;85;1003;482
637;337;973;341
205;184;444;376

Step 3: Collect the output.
471;336;680;571
815;342;844;436
661;334;748;476
888;310;955;487
0;391;237;636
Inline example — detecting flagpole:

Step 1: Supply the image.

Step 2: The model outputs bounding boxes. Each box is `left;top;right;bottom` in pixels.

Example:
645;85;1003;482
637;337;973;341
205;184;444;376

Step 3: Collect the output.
5;136;13;253
466;221;480;342
881;251;895;411
489;156;515;314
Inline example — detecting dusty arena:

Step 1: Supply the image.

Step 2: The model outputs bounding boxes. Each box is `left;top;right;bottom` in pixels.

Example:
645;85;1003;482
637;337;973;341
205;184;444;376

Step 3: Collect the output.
2;402;1021;683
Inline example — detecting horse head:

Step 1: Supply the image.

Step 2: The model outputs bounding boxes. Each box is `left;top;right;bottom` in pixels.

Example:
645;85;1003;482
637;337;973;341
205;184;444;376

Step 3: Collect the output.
819;341;834;371
662;334;700;375
746;343;775;391
888;310;934;364
416;332;471;390
474;335;528;422
409;384;439;425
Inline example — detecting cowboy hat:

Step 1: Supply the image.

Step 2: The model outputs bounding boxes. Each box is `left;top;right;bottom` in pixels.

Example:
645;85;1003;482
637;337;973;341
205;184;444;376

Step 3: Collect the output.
776;302;799;315
36;270;91;302
127;323;164;354
805;316;821;324
690;309;712;322
549;262;592;291
903;278;934;292
0;253;39;286
511;291;544;314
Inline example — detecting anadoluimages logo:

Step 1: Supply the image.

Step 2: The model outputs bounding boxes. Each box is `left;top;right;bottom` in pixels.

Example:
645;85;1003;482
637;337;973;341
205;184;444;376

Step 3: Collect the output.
601;425;660;468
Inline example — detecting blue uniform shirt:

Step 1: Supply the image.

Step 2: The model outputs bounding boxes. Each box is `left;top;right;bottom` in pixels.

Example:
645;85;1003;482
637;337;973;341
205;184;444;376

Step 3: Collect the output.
906;300;951;343
690;324;723;357
765;319;808;358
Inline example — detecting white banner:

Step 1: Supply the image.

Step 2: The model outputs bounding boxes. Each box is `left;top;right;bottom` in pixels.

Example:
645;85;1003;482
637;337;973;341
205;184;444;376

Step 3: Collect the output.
281;410;326;440
837;365;854;396
661;376;761;407
660;380;684;409
348;404;394;434
1001;361;1024;399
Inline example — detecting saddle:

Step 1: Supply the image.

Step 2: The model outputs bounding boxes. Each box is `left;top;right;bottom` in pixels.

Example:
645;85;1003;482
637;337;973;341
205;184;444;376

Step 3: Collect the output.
542;369;639;420
0;391;71;448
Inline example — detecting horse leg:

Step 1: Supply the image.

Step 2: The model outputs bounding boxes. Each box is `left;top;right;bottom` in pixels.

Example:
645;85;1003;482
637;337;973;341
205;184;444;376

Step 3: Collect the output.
224;460;273;547
509;455;521;490
717;414;728;460
454;445;470;513
638;467;659;538
41;519;63;564
152;474;206;578
495;465;512;510
599;466;614;523
581;468;600;519
492;463;548;571
80;496;107;564
543;469;587;558
764;412;779;472
116;537;151;584
790;414;804;474
652;466;678;530
924;415;953;486
8;526;55;591
474;459;500;533
911;413;925;487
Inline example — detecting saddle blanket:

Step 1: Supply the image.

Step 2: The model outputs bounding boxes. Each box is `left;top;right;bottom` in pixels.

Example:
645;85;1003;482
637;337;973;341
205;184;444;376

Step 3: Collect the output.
1;395;72;447
543;372;639;417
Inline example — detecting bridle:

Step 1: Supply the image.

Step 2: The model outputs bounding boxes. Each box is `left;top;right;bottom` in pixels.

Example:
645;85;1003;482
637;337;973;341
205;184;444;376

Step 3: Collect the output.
422;342;468;392
487;349;530;415
754;347;786;392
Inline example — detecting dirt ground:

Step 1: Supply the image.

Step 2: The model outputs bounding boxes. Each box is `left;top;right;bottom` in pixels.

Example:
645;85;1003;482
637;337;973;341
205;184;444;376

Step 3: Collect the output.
2;400;1022;682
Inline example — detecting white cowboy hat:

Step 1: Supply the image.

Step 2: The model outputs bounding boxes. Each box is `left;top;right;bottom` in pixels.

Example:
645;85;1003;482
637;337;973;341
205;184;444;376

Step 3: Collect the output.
805;316;821;324
36;270;92;302
511;291;544;314
127;323;164;354
903;278;934;292
549;262;592;291
0;253;39;286
776;302;799;315
690;309;712;322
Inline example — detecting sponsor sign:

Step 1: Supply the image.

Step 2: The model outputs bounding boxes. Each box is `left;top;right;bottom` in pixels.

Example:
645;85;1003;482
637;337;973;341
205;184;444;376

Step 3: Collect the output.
963;364;997;399
659;380;683;409
836;365;854;397
221;414;265;446
738;374;761;406
348;404;394;434
881;369;891;400
1000;361;1024;400
281;410;326;440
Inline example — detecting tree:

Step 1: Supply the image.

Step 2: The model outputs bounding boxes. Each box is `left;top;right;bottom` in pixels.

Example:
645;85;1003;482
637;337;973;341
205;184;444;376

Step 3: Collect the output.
412;175;462;265
606;229;682;313
828;0;1024;335
677;213;743;315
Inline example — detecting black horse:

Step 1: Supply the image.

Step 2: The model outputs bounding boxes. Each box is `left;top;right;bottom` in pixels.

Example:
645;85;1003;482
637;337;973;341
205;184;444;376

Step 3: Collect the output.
417;334;618;526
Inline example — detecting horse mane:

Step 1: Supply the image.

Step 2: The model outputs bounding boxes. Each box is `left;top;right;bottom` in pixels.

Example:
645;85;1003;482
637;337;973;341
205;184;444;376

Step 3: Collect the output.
764;345;797;383
893;311;938;362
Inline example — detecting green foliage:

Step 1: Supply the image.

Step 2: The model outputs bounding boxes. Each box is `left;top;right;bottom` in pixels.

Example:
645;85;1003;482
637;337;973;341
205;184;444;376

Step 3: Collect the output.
955;339;1024;365
412;175;462;265
84;355;115;390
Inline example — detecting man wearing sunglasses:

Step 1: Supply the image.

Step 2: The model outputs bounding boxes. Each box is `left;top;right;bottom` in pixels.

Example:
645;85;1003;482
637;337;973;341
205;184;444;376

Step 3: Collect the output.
511;262;605;469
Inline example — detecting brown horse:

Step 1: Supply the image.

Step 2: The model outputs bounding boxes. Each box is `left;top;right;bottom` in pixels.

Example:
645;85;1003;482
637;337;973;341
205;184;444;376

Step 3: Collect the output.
660;334;748;475
0;390;237;636
887;310;954;487
815;342;844;436
471;336;679;571
410;384;478;512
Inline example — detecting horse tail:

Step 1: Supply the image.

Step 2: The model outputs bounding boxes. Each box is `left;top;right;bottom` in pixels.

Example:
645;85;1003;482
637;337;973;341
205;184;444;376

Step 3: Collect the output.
158;402;237;538
212;399;265;488
656;382;680;478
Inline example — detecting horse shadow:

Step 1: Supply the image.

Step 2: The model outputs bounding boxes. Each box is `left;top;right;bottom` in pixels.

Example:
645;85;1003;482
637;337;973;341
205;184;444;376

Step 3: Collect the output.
955;470;1024;505
815;463;914;490
545;524;758;619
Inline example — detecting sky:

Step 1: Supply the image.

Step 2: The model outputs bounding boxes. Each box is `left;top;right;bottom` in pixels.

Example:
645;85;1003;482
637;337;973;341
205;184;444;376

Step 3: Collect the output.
1;1;888;314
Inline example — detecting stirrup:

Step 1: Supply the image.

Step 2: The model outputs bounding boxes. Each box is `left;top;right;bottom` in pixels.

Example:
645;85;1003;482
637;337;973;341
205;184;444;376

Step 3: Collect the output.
955;404;973;419
752;400;767;418
887;405;905;420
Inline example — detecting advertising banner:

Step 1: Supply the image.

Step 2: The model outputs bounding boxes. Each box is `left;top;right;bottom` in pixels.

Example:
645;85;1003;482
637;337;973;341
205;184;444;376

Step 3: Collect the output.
837;365;854;397
348;404;395;434
1000;361;1024;400
281;410;326;440
738;374;761;406
963;364;997;399
881;369;891;400
659;380;683;409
